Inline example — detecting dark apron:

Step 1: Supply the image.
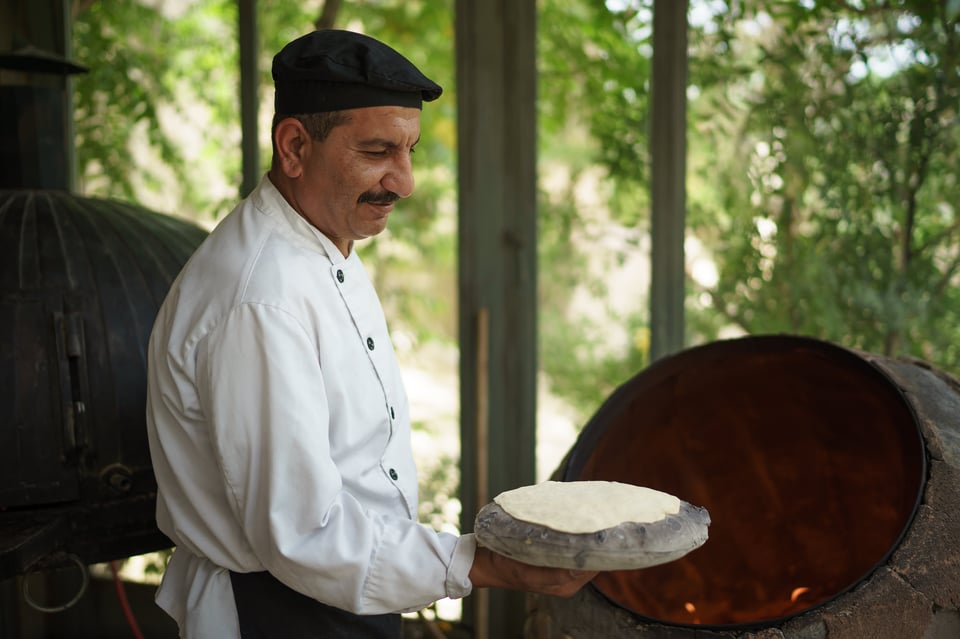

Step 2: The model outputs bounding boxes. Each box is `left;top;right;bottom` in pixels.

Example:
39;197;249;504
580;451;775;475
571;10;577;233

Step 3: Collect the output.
229;571;402;639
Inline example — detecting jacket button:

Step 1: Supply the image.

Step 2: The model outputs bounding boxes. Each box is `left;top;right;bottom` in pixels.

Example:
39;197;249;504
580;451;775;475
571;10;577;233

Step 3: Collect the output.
336;269;344;283
389;468;398;481
367;337;375;350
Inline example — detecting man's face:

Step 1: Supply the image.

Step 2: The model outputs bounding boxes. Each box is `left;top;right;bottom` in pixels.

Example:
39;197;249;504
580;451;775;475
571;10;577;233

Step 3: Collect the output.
290;106;422;255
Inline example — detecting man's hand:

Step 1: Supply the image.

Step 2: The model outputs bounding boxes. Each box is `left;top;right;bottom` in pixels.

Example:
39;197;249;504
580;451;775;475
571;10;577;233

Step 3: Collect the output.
468;546;598;598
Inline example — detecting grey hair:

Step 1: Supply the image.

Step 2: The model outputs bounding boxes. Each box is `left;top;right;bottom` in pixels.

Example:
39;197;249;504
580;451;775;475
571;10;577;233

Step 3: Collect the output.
272;111;351;142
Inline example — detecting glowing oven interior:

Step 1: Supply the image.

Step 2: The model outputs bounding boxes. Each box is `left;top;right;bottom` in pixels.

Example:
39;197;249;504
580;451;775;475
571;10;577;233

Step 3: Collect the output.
563;336;926;629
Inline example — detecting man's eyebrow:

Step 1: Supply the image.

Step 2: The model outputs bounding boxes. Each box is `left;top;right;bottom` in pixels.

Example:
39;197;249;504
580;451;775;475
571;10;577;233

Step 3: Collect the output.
357;135;422;148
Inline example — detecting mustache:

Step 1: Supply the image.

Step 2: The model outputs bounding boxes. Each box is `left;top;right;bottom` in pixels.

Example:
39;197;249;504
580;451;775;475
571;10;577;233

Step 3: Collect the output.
358;190;399;205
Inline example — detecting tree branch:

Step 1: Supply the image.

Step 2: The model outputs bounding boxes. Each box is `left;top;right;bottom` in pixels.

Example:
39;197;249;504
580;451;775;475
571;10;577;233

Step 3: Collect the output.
315;0;343;31
698;285;753;336
72;0;99;21
934;250;960;299
915;217;960;257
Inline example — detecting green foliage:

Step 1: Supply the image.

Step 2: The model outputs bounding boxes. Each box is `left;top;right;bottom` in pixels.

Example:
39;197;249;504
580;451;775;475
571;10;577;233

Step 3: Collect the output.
688;0;960;374
536;0;960;421
72;0;242;217
70;0;960;425
540;0;654;225
536;0;657;418
72;0;178;201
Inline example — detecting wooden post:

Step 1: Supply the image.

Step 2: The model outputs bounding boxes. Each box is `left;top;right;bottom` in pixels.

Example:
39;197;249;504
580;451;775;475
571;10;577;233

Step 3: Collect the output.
474;307;489;639
456;0;538;636
238;0;259;198
649;0;689;361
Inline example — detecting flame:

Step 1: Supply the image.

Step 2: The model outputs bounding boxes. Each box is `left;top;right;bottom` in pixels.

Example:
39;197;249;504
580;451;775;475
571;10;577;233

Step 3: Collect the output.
683;601;700;624
790;586;810;603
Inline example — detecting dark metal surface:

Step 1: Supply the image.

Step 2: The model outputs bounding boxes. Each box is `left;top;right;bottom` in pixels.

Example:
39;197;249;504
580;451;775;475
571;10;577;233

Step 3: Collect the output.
0;189;207;580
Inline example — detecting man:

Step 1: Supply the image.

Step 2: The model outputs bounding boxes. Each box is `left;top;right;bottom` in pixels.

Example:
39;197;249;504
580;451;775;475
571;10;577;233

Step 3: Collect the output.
146;29;595;638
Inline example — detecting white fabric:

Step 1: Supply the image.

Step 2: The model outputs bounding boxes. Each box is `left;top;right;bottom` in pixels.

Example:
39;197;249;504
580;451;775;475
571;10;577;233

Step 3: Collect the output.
146;175;475;638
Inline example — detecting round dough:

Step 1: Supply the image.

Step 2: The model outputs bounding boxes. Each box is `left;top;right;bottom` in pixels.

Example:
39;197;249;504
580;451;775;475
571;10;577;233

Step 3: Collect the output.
493;480;681;533
475;480;710;571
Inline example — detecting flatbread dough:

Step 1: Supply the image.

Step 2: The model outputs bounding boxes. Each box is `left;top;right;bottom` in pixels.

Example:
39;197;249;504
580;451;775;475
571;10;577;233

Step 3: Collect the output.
475;480;710;571
493;480;681;533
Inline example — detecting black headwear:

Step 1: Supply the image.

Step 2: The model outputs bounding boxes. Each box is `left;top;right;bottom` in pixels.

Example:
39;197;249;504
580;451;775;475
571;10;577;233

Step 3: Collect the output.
272;29;442;114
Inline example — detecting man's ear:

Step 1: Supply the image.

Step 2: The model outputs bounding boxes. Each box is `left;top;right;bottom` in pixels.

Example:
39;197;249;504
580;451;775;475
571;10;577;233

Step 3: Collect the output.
274;118;310;178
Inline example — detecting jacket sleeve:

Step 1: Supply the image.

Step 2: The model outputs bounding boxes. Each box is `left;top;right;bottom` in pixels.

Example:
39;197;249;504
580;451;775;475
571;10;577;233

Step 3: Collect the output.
196;301;474;613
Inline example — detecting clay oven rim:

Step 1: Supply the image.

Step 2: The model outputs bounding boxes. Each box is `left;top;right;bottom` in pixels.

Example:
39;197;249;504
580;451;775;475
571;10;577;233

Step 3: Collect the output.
560;333;929;631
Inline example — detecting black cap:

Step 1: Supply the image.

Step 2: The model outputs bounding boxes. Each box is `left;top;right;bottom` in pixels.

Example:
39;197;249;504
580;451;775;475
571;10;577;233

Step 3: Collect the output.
272;29;442;114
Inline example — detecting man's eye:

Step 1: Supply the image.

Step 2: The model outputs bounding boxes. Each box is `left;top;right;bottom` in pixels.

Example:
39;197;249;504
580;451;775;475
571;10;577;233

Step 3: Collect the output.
363;147;415;158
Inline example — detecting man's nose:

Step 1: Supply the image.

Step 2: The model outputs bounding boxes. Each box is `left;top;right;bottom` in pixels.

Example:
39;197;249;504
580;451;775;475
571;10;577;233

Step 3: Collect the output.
382;154;415;198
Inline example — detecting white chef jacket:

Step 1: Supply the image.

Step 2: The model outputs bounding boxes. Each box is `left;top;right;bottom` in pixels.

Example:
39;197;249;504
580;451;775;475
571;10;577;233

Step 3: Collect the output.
145;175;476;638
